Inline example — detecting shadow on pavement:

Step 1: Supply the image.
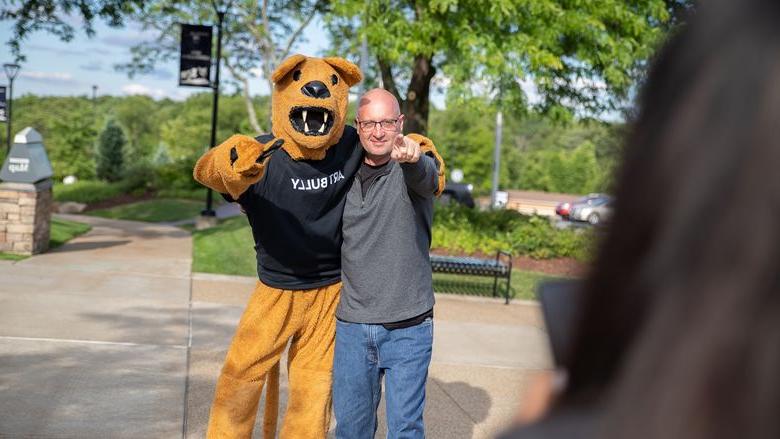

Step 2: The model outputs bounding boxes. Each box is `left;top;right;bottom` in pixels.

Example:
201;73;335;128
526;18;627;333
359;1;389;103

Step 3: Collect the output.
49;239;132;253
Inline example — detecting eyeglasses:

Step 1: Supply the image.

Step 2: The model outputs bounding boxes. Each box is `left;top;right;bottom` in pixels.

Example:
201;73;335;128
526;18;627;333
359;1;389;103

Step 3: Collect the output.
356;118;400;132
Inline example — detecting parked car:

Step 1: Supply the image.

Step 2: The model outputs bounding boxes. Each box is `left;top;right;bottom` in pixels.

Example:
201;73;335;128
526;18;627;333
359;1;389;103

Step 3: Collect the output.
556;193;603;219
439;182;476;208
569;194;614;225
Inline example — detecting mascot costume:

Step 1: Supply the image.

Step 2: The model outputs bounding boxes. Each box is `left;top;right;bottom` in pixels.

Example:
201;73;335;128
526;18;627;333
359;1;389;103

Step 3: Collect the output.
193;54;445;438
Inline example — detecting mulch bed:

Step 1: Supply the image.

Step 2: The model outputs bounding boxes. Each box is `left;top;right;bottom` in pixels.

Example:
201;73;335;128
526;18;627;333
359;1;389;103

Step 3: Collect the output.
430;248;586;277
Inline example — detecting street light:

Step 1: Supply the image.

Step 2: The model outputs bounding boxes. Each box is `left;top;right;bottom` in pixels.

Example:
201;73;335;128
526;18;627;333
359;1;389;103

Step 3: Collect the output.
3;63;20;154
201;0;233;220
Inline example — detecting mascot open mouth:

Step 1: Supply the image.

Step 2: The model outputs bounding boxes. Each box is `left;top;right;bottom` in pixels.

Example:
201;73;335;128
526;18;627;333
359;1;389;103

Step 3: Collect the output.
289;106;334;136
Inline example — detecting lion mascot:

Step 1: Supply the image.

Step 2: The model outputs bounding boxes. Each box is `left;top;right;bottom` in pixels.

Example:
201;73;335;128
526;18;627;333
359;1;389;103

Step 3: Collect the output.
193;54;444;438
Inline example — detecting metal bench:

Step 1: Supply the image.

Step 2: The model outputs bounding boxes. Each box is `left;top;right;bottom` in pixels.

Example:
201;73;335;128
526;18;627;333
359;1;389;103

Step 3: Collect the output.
429;251;513;304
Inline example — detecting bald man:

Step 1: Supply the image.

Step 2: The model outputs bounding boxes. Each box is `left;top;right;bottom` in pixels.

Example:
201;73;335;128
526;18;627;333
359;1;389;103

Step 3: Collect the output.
333;89;440;438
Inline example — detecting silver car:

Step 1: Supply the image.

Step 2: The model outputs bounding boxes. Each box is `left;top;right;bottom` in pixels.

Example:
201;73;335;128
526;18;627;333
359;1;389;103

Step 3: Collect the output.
569;195;613;225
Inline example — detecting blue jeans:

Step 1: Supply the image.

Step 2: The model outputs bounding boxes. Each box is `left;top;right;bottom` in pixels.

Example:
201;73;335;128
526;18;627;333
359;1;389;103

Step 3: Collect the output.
333;317;434;439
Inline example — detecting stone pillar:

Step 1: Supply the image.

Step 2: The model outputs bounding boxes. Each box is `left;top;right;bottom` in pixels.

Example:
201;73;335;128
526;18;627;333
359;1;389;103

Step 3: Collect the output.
0;180;53;255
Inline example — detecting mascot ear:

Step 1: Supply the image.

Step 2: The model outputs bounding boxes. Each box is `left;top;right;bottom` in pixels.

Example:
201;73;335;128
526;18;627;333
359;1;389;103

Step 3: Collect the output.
324;57;363;87
272;54;307;83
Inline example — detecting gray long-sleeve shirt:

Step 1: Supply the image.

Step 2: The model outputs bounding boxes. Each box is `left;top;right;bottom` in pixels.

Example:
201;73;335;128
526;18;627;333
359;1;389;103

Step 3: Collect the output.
337;154;439;323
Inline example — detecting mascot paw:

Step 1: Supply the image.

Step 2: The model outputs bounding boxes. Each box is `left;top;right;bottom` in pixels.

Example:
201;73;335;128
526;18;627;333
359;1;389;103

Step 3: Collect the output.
225;135;284;177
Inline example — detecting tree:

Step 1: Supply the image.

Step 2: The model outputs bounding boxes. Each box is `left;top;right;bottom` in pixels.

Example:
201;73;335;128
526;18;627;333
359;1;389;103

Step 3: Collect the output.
1;0;147;61
114;95;166;162
96;119;126;181
327;0;692;134
118;0;328;134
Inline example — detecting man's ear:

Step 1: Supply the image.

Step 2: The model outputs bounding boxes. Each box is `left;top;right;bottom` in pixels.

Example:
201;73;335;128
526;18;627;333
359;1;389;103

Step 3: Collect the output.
324;57;363;87
272;54;307;83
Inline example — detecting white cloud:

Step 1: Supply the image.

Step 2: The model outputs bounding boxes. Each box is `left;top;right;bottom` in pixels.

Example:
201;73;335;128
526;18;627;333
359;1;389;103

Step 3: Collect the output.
19;71;78;84
121;83;169;99
121;83;194;101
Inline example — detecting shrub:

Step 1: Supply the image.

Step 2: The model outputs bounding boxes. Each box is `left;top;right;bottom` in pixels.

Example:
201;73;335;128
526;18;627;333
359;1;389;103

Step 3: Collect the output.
432;204;594;260
96;120;126;182
120;162;157;195
53;180;124;204
156;156;201;191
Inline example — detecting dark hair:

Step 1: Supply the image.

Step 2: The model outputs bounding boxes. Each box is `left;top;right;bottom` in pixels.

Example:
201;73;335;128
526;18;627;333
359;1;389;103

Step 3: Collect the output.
560;1;780;438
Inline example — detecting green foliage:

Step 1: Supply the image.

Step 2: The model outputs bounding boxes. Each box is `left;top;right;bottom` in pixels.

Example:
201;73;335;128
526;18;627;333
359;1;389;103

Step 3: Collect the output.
114;95;167;161
158;93;265;160
432;204;594;260
429;97;624;194
96;119;126;182
3;95;100;180
327;0;690;130
53;180;124;204
119;161;157;195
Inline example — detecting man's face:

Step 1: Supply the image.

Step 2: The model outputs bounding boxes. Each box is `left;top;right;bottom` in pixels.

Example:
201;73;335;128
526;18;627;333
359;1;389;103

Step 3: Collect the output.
356;100;404;159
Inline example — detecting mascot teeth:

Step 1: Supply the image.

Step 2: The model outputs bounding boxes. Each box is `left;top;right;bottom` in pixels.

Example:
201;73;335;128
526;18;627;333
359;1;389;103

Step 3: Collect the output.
290;106;334;137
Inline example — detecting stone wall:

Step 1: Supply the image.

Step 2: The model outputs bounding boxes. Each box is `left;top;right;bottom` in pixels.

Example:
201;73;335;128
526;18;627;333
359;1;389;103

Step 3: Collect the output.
0;180;53;255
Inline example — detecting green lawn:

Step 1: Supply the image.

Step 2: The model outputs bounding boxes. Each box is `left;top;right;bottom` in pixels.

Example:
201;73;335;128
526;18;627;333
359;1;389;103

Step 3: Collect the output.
88;198;204;223
192;216;256;276
0;218;91;260
433;270;568;301
193;216;569;300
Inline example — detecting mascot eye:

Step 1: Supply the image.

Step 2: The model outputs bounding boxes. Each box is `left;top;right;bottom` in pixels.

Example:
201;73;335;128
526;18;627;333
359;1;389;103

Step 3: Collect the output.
293;70;302;81
331;74;339;86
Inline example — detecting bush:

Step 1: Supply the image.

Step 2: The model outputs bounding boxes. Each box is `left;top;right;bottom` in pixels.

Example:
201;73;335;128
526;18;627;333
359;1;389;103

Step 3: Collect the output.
156;156;201;191
53;180;124;204
96;120;126;182
120;162;157;195
432;204;594;260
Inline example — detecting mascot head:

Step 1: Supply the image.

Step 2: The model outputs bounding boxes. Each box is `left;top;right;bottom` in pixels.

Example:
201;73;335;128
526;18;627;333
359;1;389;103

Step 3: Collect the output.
271;55;362;160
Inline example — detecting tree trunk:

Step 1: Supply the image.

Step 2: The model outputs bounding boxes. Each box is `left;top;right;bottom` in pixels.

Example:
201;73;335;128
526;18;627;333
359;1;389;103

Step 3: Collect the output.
241;76;264;134
402;54;436;135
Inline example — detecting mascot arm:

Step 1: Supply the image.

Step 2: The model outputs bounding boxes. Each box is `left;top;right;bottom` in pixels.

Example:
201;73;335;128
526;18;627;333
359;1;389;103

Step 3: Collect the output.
406;133;446;196
193;135;284;200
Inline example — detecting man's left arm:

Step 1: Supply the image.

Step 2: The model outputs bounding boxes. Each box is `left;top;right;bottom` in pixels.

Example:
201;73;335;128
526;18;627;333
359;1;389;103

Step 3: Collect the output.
392;134;446;197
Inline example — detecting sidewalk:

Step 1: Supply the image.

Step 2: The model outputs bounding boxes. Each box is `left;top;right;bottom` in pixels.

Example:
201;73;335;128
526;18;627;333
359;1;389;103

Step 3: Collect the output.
0;214;551;438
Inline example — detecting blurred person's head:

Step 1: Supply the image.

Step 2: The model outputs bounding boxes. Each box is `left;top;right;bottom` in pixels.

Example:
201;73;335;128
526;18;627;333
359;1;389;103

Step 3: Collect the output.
556;1;780;438
356;88;404;164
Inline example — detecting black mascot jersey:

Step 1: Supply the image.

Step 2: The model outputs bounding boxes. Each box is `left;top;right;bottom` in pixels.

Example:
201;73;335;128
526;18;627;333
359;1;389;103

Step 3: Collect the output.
229;126;362;290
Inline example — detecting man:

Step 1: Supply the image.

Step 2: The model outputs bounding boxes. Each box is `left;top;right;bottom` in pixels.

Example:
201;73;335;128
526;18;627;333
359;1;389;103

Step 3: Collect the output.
333;88;442;438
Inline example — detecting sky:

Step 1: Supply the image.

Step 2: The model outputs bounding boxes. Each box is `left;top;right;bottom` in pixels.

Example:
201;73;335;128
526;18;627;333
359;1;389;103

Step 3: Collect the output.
0;16;333;101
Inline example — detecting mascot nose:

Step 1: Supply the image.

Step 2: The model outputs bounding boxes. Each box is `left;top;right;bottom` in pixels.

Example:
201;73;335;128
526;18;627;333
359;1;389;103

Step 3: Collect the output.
301;81;331;99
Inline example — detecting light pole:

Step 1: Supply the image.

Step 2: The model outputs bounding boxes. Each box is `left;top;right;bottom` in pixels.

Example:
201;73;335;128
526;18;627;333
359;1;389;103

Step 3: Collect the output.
490;110;503;208
201;1;232;220
4;63;20;155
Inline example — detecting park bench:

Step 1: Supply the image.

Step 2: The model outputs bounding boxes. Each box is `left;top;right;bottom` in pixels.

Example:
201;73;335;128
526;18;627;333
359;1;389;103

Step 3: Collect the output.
429;251;513;304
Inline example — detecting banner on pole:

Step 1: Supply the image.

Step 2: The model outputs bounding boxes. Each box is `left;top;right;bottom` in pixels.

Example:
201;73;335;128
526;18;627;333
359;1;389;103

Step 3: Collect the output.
179;24;213;87
0;86;6;123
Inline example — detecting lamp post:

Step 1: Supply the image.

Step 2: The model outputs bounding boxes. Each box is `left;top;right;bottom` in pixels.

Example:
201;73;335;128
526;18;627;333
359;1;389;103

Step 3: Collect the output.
3;63;20;155
200;0;232;223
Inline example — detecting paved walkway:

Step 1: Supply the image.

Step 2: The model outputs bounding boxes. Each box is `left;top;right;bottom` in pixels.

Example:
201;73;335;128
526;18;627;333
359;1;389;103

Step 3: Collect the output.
0;214;551;438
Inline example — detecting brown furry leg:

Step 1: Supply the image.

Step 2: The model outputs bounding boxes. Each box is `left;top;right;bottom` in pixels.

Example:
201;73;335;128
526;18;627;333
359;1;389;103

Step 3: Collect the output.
207;282;302;439
280;283;341;438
